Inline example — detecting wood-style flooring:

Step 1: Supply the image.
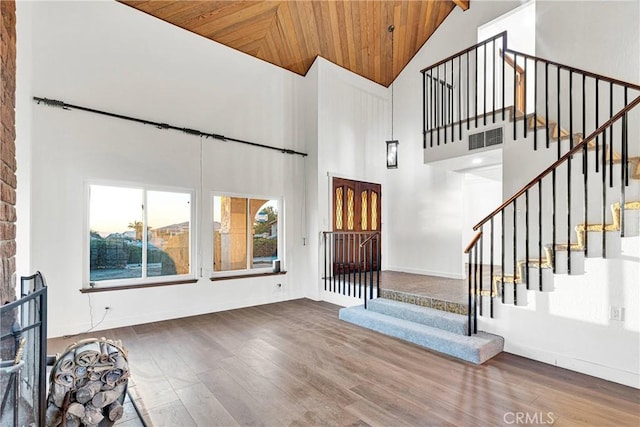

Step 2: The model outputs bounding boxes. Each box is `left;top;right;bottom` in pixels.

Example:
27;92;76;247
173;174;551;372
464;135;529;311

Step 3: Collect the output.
48;299;640;427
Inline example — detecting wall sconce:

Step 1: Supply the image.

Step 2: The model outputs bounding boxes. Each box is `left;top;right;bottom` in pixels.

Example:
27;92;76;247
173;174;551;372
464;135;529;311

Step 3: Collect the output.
386;140;398;169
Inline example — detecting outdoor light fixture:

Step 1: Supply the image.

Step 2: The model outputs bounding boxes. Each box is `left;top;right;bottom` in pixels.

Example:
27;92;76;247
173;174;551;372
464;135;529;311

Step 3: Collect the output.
386;24;399;169
386;140;399;168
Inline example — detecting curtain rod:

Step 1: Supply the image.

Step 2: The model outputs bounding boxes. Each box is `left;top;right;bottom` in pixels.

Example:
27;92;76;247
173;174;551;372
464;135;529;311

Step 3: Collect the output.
32;97;308;157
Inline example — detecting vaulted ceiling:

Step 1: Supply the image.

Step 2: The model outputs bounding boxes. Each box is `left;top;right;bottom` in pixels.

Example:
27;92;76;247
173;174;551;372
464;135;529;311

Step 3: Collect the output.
120;1;469;87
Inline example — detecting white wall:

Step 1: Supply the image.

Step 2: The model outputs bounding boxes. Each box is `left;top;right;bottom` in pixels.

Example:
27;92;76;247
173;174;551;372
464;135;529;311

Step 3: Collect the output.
312;59;390;300
536;0;639;84
478;0;536;113
22;1;308;337
462;172;503;263
391;0;521;278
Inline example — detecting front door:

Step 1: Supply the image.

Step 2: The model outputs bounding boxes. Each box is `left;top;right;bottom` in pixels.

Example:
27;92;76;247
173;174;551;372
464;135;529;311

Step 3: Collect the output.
332;178;381;273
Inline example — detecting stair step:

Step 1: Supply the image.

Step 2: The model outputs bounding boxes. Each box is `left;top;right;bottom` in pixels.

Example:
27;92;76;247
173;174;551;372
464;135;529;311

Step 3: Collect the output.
339;305;504;364
367;298;468;335
501;282;528;306
526;266;555;292
553;248;585;275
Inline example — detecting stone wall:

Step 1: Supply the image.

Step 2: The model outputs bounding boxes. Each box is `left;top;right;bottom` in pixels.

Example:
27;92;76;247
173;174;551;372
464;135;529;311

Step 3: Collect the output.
0;0;17;305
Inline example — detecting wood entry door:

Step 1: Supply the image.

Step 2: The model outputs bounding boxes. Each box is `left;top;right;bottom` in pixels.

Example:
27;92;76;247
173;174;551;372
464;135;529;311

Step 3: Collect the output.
332;178;381;272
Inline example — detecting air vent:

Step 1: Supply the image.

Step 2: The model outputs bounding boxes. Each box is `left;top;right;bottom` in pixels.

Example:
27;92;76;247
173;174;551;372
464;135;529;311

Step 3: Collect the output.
469;127;503;151
485;127;504;147
469;132;485;150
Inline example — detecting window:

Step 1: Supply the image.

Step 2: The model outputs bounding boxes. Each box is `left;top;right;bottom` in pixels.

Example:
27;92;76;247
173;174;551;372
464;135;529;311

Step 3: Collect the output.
88;183;194;286
213;195;280;274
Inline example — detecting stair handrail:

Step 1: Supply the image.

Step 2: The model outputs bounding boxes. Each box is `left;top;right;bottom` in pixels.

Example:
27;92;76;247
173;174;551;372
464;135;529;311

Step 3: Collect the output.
359;231;380;248
503;48;640;92
464;231;483;254
470;94;640;233
422;32;640;151
420;31;507;74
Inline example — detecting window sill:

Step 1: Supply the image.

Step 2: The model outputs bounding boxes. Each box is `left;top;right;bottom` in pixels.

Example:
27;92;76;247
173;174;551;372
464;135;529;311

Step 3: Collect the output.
209;271;287;282
79;278;198;293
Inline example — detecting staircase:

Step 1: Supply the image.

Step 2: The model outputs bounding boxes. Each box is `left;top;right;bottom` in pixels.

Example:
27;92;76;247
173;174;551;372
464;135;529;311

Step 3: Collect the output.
334;31;640;366
339;299;503;364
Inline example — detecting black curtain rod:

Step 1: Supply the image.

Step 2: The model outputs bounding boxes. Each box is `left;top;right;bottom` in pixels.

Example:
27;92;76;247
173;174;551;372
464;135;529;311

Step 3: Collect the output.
33;97;308;157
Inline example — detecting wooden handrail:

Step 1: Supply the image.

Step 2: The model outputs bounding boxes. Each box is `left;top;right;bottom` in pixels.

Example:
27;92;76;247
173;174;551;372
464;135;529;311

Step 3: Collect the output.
464;232;483;254
500;49;526;112
472;94;640;231
323;231;379;236
420;31;507;73
504;48;640;92
500;49;524;74
359;232;380;248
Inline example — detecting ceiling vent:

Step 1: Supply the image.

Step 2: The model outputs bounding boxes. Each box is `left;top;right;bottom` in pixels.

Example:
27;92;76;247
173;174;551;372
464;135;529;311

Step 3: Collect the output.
469;127;503;151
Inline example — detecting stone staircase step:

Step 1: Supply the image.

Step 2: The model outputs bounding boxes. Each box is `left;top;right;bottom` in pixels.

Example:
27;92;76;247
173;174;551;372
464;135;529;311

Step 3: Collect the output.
367;298;468;335
339;305;504;364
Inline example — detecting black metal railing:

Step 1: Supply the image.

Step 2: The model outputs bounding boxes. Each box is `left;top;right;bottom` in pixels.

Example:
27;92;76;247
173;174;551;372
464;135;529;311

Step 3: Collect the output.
423;33;640;336
0;272;48;426
464;96;640;335
323;231;380;308
422;31;640;157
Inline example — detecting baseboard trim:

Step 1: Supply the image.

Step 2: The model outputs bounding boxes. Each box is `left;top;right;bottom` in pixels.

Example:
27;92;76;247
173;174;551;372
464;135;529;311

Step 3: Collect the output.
504;341;640;389
48;293;304;338
320;290;365;308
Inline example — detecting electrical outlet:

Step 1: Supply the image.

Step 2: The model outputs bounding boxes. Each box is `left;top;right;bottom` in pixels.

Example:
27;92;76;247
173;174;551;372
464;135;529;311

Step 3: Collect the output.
610;306;625;321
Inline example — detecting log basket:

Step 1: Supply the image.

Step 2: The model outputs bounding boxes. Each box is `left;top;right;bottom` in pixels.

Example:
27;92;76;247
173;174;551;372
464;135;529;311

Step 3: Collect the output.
45;338;129;427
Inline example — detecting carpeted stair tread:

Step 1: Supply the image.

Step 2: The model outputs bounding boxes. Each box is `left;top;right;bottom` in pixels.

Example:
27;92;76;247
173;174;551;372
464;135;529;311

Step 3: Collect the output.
367;298;469;335
339;305;504;364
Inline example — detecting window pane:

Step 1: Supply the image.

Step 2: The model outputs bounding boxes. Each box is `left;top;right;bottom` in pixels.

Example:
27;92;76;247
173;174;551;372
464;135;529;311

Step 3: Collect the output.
213;196;247;271
361;190;368;231
252;200;278;268
347;188;354;230
147;191;191;277
371;192;378;230
335;187;343;230
89;185;143;281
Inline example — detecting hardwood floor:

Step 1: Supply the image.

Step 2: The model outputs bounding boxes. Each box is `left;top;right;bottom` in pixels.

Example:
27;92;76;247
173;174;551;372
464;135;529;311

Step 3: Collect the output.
48;299;640;426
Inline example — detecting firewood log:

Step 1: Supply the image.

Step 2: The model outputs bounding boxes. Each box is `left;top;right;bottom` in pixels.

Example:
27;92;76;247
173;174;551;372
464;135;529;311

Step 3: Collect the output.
74;342;101;367
58;351;76;373
51;383;69;407
107;399;124;421
114;354;127;370
81;403;104;425
54;373;74;387
100;342;110;363
45;403;62;427
63;414;81;427
91;384;125;409
76;380;102;404
66;402;85;419
102;368;124;386
74;375;88;389
101;382;115;390
73;365;87;379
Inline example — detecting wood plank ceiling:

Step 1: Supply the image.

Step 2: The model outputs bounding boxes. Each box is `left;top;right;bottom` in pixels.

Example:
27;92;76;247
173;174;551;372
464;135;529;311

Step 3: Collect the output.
120;1;469;87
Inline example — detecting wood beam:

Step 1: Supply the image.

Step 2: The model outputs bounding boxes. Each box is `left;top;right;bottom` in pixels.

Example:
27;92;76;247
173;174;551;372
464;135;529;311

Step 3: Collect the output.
452;0;470;11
